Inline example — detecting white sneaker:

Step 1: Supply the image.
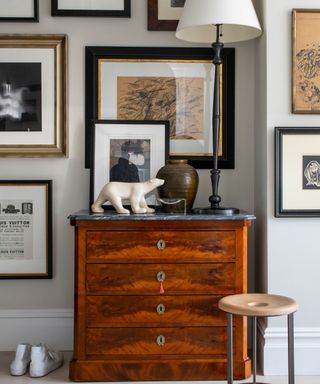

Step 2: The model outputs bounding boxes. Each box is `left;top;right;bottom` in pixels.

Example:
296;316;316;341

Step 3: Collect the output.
10;343;31;376
29;344;64;378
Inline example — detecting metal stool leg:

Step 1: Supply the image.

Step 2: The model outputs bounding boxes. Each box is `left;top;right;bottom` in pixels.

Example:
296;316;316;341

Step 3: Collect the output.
252;316;257;384
288;313;295;384
227;313;233;384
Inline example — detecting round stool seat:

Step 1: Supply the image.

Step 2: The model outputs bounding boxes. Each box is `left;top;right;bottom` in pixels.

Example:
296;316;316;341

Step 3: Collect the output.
218;293;298;317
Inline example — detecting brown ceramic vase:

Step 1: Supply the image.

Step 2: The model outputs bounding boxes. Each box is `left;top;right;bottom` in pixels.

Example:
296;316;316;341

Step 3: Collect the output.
156;160;199;213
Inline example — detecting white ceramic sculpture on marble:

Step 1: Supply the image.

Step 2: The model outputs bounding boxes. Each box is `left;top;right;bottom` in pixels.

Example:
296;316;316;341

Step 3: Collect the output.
91;178;165;214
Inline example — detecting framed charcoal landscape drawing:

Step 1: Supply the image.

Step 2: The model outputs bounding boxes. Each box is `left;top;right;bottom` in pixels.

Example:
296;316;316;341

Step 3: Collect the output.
275;127;320;217
148;0;185;30
52;0;131;17
292;9;320;113
0;180;52;279
90;120;169;208
85;46;235;169
0;0;38;22
0;35;67;157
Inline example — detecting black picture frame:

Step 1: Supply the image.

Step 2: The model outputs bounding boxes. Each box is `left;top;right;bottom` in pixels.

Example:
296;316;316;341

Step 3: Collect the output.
90;120;169;209
0;0;38;22
0;180;52;279
51;0;131;17
275;127;320;217
85;46;235;170
148;0;184;31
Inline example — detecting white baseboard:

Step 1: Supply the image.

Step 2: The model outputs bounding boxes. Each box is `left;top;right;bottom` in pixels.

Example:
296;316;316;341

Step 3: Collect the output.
259;324;320;375
0;309;73;351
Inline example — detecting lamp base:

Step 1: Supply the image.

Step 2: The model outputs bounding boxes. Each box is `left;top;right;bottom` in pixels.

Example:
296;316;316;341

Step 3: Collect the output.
192;206;240;215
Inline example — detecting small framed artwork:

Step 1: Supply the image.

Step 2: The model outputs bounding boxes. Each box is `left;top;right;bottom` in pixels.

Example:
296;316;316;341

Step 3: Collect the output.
85;46;235;169
90;120;169;208
292;9;320;113
52;0;131;17
275;127;320;217
148;0;185;30
0;180;52;279
0;35;68;157
0;0;39;22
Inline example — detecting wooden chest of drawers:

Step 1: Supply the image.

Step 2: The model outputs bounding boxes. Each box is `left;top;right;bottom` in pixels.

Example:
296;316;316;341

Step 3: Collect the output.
69;212;254;381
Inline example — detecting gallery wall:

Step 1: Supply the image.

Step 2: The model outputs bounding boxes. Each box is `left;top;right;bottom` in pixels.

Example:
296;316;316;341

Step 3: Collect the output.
0;0;257;350
256;0;320;375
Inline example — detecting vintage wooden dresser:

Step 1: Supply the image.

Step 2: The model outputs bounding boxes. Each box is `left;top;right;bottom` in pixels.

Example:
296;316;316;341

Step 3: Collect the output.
69;211;255;381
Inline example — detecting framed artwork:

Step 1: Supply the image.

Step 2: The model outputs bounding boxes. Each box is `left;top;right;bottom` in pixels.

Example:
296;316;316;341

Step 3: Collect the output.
275;127;320;217
85;46;235;169
90;120;169;208
0;35;68;157
52;0;131;17
148;0;185;30
292;9;320;113
0;0;39;22
0;180;52;279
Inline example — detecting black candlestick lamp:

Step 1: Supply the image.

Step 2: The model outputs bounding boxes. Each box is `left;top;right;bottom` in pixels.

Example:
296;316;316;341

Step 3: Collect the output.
176;0;261;215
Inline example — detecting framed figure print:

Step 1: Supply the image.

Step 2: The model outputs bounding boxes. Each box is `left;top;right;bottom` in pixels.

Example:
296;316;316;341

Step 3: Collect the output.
0;180;52;279
85;46;235;169
0;0;39;22
0;35;68;157
292;9;320;113
148;0;185;30
275;127;320;217
52;0;131;17
90;120;169;208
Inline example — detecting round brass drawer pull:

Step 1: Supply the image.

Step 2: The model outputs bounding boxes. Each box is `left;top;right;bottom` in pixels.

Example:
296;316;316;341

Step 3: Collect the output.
157;239;166;250
157;335;166;346
156;303;166;315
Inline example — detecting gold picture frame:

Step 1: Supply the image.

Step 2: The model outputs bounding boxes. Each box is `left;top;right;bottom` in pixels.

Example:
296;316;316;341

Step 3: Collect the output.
292;9;320;114
0;34;68;157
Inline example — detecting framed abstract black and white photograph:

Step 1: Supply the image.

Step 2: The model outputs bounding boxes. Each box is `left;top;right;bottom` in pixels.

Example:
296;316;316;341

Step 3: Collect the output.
148;0;185;30
0;0;39;22
0;35;68;157
90;120;169;208
0;180;52;279
275;127;320;217
85;46;235;170
52;0;131;17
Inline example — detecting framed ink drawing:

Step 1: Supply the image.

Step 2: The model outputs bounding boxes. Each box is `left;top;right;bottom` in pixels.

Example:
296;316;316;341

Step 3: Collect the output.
52;0;131;17
0;0;38;22
0;35;68;157
148;0;185;30
292;9;320;113
90;120;169;208
0;180;52;279
275;127;320;217
85;46;235;169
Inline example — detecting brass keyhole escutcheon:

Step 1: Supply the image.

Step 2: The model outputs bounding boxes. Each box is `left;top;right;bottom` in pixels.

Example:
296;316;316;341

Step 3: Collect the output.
157;335;166;346
157;271;166;282
156;303;165;315
157;239;166;250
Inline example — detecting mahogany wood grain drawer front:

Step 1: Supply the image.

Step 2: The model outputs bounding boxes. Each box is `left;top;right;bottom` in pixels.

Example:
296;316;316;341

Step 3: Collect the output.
69;217;253;381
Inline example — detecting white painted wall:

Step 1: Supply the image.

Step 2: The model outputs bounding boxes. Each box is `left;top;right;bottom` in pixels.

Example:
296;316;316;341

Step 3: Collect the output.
0;0;256;350
258;0;320;375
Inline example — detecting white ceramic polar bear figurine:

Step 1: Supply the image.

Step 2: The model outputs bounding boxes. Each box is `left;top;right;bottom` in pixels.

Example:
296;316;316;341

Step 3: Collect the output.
91;178;165;214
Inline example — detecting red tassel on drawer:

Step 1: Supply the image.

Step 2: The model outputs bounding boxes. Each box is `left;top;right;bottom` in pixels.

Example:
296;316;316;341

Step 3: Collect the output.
159;281;165;294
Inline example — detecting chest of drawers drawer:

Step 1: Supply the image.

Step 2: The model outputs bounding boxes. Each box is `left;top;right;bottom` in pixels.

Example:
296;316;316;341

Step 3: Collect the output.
86;295;226;327
86;263;236;295
86;230;235;263
86;327;227;356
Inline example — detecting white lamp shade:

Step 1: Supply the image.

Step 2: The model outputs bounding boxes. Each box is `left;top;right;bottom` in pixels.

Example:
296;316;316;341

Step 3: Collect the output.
176;0;262;43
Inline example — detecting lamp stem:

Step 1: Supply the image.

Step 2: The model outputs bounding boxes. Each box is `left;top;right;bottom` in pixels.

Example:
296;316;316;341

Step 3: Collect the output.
209;24;224;209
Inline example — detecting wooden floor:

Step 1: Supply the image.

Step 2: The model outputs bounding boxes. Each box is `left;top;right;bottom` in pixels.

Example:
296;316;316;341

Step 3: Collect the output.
0;352;318;384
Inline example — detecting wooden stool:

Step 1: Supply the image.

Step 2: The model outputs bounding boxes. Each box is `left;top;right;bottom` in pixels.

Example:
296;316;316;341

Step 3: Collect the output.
218;293;298;384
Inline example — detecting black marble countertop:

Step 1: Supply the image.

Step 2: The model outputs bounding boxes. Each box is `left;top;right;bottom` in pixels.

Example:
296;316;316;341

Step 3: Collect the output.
69;209;256;221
